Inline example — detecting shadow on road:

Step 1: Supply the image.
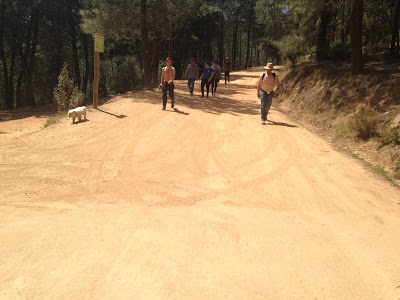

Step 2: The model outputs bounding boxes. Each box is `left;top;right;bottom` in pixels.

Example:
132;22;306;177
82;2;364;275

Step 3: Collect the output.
267;120;298;128
97;108;127;119
169;108;189;115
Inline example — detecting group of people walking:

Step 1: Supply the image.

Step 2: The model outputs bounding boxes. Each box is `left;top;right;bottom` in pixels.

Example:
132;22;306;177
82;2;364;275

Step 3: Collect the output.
185;58;232;98
159;57;279;125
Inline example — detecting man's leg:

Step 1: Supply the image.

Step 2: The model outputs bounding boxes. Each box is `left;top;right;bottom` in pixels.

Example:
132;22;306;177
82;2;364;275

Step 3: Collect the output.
214;81;218;95
187;79;191;91
190;79;195;94
201;80;205;97
260;91;267;123
264;93;273;120
169;84;175;108
206;81;210;97
162;82;168;109
211;80;215;95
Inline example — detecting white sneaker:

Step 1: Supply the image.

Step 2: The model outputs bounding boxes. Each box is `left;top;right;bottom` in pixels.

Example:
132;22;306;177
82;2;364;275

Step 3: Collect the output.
262;120;266;125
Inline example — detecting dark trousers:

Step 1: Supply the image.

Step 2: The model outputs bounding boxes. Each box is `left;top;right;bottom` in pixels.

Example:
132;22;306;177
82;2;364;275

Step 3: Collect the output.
162;82;174;107
212;79;219;95
260;91;274;121
201;79;210;97
187;78;195;94
225;71;230;83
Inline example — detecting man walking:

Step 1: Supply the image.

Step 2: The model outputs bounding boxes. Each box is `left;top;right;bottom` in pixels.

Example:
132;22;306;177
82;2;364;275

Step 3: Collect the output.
159;58;176;110
224;57;232;84
185;59;199;95
200;62;214;98
257;63;280;125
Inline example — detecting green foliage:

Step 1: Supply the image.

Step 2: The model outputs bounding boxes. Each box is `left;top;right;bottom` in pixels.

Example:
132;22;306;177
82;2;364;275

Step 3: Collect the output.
334;122;353;141
348;108;378;140
378;127;400;146
70;85;85;109
53;64;74;113
329;41;350;61
273;34;307;66
112;57;143;94
330;87;341;103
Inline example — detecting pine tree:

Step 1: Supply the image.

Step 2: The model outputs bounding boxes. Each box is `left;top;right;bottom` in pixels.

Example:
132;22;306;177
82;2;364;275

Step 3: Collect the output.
53;63;74;112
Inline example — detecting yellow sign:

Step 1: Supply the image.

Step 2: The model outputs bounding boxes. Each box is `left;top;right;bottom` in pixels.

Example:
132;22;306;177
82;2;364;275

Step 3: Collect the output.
94;34;104;53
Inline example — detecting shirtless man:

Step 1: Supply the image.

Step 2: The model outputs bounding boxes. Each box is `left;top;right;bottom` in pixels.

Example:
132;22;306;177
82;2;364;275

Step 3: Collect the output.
257;63;280;125
159;58;176;110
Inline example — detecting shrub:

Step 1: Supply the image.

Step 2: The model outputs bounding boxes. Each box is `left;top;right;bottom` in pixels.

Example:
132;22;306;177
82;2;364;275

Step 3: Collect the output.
378;127;400;146
53;63;74;112
44;114;64;128
329;41;350;61
330;87;341;103
112;57;142;94
273;34;307;67
334;122;352;141
70;85;85;109
348;108;378;140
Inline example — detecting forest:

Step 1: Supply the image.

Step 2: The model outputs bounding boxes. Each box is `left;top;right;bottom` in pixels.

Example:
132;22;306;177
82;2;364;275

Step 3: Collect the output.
0;0;399;110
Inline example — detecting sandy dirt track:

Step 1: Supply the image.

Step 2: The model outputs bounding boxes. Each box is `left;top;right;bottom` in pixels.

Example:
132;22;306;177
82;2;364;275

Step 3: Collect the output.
1;69;400;299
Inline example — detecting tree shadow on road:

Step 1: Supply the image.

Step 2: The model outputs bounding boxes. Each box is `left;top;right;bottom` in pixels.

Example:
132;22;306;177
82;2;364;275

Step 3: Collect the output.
169;108;189;115
97;108;127;119
125;79;261;117
267;120;298;128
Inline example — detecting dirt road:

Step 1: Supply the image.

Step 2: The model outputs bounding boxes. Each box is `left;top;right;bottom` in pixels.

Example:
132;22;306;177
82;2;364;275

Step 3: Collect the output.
1;69;400;299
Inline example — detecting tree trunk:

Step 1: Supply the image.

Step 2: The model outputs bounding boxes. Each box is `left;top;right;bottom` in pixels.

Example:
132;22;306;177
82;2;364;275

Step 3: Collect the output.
239;28;242;70
0;1;13;109
232;9;239;71
140;0;152;89
151;36;160;87
316;4;331;60
82;34;89;94
245;5;254;69
391;0;400;55
68;0;81;87
24;7;40;106
351;0;364;75
218;2;225;61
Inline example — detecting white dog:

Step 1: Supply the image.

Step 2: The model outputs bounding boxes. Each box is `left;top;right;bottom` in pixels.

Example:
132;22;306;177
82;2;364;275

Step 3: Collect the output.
68;106;87;123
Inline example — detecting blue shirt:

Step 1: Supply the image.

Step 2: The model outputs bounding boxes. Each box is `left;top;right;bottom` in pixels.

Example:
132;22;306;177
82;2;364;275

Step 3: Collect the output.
201;67;213;80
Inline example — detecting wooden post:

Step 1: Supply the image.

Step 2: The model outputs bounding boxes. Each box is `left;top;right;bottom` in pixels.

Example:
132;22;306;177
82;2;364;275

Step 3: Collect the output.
93;51;99;109
93;33;104;109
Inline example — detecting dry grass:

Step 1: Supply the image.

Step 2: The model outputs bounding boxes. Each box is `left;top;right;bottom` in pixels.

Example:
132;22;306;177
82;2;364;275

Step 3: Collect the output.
348;108;378;140
44;114;64;128
278;60;400;184
378;127;400;146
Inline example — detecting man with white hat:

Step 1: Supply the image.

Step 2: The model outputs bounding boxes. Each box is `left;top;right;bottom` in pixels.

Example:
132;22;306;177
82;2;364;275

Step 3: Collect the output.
257;62;280;125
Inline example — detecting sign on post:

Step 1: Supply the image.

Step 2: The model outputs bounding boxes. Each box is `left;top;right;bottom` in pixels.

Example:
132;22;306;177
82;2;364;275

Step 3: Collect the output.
94;34;104;53
93;34;104;109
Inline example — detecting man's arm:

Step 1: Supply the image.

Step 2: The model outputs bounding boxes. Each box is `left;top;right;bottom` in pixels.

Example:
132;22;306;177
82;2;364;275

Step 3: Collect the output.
185;66;189;78
160;68;164;87
257;76;262;98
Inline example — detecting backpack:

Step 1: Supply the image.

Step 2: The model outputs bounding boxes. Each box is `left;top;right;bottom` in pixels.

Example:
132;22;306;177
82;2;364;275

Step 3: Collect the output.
262;72;276;82
213;68;221;81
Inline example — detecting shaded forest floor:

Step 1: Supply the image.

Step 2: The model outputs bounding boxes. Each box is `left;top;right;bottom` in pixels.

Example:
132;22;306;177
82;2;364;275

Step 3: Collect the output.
277;60;400;185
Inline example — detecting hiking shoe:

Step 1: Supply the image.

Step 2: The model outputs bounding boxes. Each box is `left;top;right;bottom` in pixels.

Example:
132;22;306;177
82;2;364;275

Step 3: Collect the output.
162;107;166;110
262;120;266;125
200;95;204;98
171;104;174;109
